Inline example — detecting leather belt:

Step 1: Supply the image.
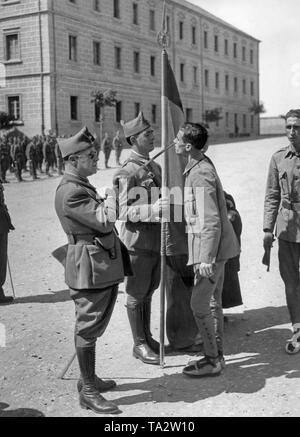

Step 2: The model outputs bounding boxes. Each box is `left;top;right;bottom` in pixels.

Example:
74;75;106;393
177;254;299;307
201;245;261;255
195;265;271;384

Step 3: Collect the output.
67;234;95;245
281;199;300;212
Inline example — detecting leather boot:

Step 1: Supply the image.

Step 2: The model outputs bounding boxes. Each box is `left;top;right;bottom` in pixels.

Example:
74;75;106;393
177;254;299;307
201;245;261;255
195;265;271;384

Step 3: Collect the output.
143;300;160;353
127;306;159;365
0;288;13;305
77;376;116;394
76;346;120;414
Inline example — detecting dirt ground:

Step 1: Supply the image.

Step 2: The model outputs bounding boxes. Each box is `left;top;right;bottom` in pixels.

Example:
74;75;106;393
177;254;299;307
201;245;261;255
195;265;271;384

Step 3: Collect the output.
1;136;300;418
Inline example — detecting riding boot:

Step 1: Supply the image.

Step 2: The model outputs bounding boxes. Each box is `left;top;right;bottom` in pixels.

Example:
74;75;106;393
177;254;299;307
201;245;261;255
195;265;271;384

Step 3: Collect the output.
127;305;159;365
0;287;13;305
143;300;160;353
76;346;119;414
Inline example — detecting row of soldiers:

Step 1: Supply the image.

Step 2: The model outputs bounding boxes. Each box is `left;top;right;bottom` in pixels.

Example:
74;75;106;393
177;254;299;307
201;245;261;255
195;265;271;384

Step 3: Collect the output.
0;132;64;183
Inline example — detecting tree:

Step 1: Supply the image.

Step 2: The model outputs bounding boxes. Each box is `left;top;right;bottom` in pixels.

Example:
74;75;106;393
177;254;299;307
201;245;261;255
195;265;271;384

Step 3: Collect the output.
0;111;14;130
249;101;266;115
91;88;118;144
204;107;223;124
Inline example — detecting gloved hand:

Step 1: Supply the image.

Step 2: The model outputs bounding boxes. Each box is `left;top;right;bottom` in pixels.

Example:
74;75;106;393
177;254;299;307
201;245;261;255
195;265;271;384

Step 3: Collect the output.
263;231;274;250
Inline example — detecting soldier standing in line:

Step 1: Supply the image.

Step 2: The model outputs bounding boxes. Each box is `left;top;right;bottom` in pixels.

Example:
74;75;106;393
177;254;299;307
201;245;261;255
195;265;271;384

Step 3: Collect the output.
26;137;38;180
55;126;127;414
113;112;168;365
43;134;55;177
54;136;64;176
112;130;123;166
35;135;44;174
0;135;11;183
0;179;15;304
11;137;24;182
101;132;112;169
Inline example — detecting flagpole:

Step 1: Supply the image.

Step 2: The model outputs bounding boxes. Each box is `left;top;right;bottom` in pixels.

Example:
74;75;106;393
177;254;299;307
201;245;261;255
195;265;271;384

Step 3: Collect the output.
158;2;169;368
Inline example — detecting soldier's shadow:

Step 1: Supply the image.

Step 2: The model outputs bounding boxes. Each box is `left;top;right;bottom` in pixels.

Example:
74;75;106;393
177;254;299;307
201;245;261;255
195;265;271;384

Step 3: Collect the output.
13;287;125;305
112;305;300;407
0;402;45;417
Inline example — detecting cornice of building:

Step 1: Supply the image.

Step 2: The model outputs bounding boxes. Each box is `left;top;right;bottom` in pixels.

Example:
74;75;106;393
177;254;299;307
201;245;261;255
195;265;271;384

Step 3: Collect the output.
168;0;261;44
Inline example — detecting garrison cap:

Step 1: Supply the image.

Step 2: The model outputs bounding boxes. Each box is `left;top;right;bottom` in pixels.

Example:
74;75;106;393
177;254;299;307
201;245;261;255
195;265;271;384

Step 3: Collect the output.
58;126;95;158
120;112;150;138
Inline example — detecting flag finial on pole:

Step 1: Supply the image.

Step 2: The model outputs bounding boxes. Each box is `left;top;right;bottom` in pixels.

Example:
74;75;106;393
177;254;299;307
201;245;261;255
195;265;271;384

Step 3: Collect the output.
157;0;169;49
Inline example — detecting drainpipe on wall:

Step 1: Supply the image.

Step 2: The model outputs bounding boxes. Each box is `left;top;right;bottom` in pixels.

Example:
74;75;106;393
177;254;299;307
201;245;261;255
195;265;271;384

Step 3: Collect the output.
51;0;58;136
199;15;205;122
38;0;45;134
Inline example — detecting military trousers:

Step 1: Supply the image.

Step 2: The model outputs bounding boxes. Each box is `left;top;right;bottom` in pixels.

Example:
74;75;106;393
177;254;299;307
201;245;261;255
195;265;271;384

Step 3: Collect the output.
0;158;10;181
191;261;225;358
125;251;160;309
70;285;118;348
0;232;8;291
278;238;300;324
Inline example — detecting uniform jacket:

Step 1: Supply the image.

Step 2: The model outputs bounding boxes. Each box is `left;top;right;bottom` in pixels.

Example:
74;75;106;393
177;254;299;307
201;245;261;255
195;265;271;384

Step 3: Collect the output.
184;153;240;265
55;172;125;290
113;151;161;254
264;144;300;242
0;182;14;234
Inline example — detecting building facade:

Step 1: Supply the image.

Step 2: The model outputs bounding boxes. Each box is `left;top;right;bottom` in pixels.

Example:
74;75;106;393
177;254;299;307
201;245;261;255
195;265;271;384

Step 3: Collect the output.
0;0;260;140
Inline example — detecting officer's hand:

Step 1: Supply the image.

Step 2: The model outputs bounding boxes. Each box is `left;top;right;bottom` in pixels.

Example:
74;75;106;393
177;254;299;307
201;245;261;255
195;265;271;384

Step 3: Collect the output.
263;232;274;250
104;188;117;222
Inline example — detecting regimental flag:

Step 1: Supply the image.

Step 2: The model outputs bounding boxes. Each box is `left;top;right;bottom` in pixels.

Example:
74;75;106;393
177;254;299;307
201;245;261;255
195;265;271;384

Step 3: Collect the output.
162;50;188;256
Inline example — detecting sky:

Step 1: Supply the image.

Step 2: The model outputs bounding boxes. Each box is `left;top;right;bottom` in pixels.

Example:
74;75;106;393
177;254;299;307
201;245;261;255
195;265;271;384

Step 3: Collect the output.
189;0;300;117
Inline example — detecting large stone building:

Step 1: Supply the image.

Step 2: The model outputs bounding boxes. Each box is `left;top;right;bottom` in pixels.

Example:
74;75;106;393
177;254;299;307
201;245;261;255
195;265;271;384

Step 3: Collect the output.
0;0;260;140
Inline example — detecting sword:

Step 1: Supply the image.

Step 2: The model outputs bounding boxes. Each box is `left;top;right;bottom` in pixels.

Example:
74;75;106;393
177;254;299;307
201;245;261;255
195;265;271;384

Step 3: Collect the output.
7;257;16;299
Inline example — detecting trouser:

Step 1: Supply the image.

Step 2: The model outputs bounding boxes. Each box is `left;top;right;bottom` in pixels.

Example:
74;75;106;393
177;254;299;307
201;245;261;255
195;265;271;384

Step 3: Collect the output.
29;160;37;179
166;255;198;349
125;251;161;309
278;239;300;325
104;150;111;167
115;148;122;164
70;285;118;348
15;160;23;181
0;158;9;181
0;233;8;292
191;261;225;358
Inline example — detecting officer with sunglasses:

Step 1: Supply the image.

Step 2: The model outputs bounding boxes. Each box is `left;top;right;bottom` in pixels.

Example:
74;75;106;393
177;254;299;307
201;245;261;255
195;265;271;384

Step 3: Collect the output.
55;126;127;415
264;109;300;355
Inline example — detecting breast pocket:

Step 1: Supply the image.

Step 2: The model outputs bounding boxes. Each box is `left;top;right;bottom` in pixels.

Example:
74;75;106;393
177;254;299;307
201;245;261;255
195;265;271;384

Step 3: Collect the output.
279;171;289;195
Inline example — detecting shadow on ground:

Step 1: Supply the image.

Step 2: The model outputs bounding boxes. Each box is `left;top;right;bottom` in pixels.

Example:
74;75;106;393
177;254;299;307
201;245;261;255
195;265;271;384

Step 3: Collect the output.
109;305;299;408
0;402;45;417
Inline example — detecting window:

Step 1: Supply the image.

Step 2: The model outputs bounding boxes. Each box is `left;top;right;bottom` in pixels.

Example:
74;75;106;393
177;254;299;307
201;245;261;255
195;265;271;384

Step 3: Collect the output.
69;0;76;3
150;56;156;77
166;16;170;32
186;108;193;122
243;79;246;94
93;0;100;11
116;101;122;122
225;74;229;91
204;30;208;49
234;77;238;93
5;33;20;61
179;21;184;40
133;51;140;74
151;104;157;124
233;42;237;58
193;66;198;85
243;114;247;129
251;81;254;96
224;39;228;56
149;9;155;31
251;115;254;130
95;102;100;122
242;46;246;62
70;96;78;120
225;112;229;128
234;113;238;130
192;26;196;45
214;35;218;52
69;35;77;61
204;69;209;87
180;63;185;82
113;0;120;18
7;96;20;120
133;2;138;25
93;41;101;65
114;46;121;69
215;72;219;89
134;102;140;117
250;49;254;65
